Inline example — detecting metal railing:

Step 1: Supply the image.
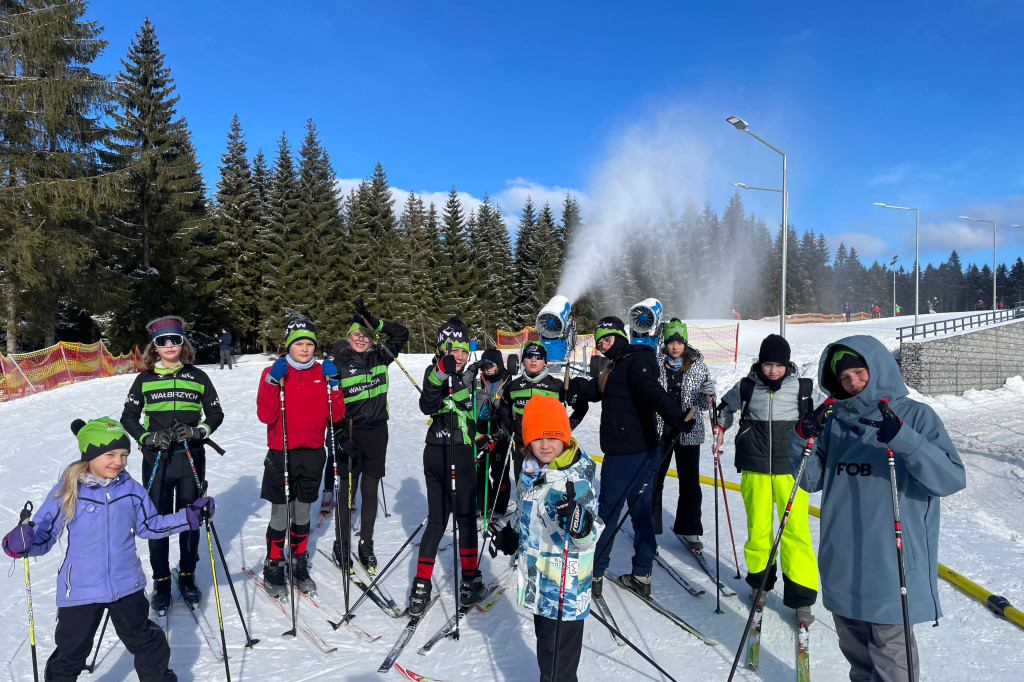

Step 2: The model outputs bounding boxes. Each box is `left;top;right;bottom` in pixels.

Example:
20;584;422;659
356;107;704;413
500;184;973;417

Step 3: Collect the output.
897;307;1024;343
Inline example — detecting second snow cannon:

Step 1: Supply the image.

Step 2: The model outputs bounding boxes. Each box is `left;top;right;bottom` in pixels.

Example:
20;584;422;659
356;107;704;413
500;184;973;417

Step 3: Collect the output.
534;294;576;365
628;298;663;348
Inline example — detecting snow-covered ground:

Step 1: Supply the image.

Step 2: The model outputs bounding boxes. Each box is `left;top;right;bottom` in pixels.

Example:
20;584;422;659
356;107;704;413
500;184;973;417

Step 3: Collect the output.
2;314;1022;681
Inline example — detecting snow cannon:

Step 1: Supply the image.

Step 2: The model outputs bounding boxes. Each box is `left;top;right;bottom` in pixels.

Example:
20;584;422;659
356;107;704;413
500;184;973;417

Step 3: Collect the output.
534;295;576;365
628;298;663;348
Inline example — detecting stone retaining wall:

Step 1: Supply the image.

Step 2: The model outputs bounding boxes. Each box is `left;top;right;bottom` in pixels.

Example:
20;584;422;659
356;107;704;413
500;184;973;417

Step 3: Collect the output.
900;318;1024;395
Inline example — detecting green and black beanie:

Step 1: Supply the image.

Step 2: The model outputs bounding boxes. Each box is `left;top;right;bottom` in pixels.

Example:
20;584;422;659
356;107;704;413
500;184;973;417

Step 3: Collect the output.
71;417;131;461
830;346;867;375
594;316;628;343
436;316;471;352
347;314;372;338
284;314;317;350
663;318;688;344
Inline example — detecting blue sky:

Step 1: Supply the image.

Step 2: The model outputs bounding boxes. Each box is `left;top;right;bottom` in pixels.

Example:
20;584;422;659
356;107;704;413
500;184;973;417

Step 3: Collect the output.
88;1;1024;272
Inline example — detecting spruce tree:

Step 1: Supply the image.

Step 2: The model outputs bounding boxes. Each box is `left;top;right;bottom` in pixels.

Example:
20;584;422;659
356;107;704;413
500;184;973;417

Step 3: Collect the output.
0;0;117;350
258;133;301;349
535;202;559;305
400;191;436;351
359;163;405;321
512;197;539;327
438;187;473;322
103;18;212;347
475;195;515;341
295;119;346;341
212;114;261;348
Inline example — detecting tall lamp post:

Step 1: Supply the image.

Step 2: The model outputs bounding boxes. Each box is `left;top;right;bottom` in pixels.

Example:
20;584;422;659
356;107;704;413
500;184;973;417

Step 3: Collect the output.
890;255;899;317
1012;224;1024;307
959;216;997;311
727;116;788;337
873;203;920;326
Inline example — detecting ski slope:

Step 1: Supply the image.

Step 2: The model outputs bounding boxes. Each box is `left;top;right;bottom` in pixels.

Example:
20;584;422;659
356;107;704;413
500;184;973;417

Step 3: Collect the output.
2;314;1022;681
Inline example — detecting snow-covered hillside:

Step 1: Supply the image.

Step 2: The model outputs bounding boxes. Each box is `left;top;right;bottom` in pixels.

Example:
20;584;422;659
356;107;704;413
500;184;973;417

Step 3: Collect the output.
2;315;1022;681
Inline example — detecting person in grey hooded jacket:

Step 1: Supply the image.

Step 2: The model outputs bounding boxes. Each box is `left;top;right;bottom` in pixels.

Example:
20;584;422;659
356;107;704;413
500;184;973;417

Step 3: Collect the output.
790;335;966;682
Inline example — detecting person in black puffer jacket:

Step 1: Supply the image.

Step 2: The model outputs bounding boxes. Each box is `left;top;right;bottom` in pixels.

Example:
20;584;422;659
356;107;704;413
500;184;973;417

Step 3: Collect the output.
566;316;690;598
470;348;513;518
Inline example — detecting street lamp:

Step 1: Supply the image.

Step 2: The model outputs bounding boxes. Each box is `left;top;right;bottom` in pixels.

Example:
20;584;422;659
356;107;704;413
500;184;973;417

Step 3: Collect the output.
959;216;997;311
732;182;782;193
890;255;899;317
727;116;788;337
874;203;920;326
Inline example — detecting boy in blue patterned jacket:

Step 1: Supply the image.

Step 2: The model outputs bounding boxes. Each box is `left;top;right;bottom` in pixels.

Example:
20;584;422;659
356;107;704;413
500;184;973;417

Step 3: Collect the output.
492;394;604;682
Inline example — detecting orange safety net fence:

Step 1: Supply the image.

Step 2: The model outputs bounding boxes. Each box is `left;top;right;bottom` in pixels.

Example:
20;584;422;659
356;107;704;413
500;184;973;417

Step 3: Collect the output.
0;341;143;402
761;311;872;324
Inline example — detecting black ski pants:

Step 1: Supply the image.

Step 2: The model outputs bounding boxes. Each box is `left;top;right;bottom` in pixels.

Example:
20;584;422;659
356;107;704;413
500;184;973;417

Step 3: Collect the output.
44;590;175;682
141;446;204;579
328;424;388;543
534;614;584;682
651;443;703;536
417;443;478;566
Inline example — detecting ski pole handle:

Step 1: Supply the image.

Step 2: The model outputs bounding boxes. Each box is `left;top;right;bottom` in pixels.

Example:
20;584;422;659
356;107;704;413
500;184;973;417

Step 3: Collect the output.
19;501;33;526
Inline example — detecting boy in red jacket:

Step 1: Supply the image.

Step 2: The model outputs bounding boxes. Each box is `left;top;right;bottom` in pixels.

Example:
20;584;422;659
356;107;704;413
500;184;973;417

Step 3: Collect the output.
257;315;345;596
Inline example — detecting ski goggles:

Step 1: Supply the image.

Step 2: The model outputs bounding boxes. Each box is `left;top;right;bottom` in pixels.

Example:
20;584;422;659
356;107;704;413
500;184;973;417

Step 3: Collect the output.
522;348;545;360
154;334;184;348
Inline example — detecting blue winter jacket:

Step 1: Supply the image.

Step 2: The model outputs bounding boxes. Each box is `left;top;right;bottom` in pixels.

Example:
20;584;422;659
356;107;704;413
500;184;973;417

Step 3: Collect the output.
26;470;191;608
516;439;604;621
789;335;966;625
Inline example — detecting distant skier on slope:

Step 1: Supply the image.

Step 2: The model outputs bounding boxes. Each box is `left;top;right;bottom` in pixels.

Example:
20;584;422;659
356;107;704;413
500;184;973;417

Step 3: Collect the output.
791;337;965;681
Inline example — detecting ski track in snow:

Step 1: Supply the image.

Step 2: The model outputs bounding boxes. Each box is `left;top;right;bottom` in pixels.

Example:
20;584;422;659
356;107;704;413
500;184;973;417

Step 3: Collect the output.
2;313;1022;680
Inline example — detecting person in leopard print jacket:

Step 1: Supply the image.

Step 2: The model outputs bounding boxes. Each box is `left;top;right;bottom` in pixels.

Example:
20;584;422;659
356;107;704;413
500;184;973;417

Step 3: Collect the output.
651;318;716;541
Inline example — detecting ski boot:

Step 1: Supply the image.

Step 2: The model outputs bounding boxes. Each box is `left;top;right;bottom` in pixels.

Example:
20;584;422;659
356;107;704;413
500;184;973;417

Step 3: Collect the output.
681;534;704;552
178;571;202;605
795;605;815;626
319;490;334;517
263;558;288;599
459;573;485;609
151;576;172;612
409;578;432;617
291;552;317;594
358;540;377;574
619;573;652;598
332;539;350;568
591;576;603;598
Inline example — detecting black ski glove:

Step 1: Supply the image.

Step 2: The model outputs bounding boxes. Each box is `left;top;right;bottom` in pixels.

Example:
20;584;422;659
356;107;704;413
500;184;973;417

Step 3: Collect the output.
488;522;520;557
797;401;834;440
858;399;903;444
143;429;174;452
171;422;207;443
334;432;362;460
354;297;379;331
675;409;697;435
436;354;458;377
565;377;592;408
555;481;593;539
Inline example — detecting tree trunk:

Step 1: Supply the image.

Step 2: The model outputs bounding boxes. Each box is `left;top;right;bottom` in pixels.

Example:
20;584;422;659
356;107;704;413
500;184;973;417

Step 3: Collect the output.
5;287;16;354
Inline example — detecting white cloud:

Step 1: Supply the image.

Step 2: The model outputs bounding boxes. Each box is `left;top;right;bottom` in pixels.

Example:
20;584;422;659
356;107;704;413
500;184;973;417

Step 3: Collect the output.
827;231;892;260
868;164;911;186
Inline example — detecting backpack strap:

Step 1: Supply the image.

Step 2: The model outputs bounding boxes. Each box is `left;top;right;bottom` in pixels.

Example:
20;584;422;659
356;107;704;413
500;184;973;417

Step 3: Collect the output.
738;376;755;419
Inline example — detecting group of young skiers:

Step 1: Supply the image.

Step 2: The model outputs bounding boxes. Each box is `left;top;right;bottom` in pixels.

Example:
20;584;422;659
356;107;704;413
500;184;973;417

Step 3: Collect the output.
2;303;967;682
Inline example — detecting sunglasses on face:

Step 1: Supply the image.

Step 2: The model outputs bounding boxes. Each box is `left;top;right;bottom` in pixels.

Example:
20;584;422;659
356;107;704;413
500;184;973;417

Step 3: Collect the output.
523;351;544;360
154;334;184;348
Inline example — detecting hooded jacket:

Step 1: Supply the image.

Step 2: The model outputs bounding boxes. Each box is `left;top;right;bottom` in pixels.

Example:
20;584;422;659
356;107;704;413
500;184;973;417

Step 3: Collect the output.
789;335;966;625
515;439;604;620
586;343;684;456
657;347;716;447
25;470;191;608
719;363;822;475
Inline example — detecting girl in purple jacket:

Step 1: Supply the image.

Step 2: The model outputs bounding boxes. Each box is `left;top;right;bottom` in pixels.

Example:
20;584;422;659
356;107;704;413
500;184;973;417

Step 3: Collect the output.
2;417;214;682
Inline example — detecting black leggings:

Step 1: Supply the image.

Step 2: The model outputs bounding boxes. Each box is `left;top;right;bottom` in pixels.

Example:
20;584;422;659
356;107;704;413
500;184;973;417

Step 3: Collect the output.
142;448;204;578
417;443;478;574
330;424;388;542
651;443;703;536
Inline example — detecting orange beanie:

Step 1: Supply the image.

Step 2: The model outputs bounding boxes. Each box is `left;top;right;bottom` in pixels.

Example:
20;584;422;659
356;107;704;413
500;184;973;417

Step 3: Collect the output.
521;394;571;446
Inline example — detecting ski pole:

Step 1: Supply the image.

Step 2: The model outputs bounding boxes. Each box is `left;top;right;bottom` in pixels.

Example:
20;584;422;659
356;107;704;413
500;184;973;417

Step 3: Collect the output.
380;480;391;518
82;609;108;673
711;401;741;579
181;436;258;647
447;373;462;640
357;311;421;393
279;382;298;639
17;502;38;682
550;481;575;681
181;442;231;679
343;517;427;622
479;438;513;563
881;398;916;682
589;610;678;682
328;392;350;613
727;399;834;682
713;439;722;616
